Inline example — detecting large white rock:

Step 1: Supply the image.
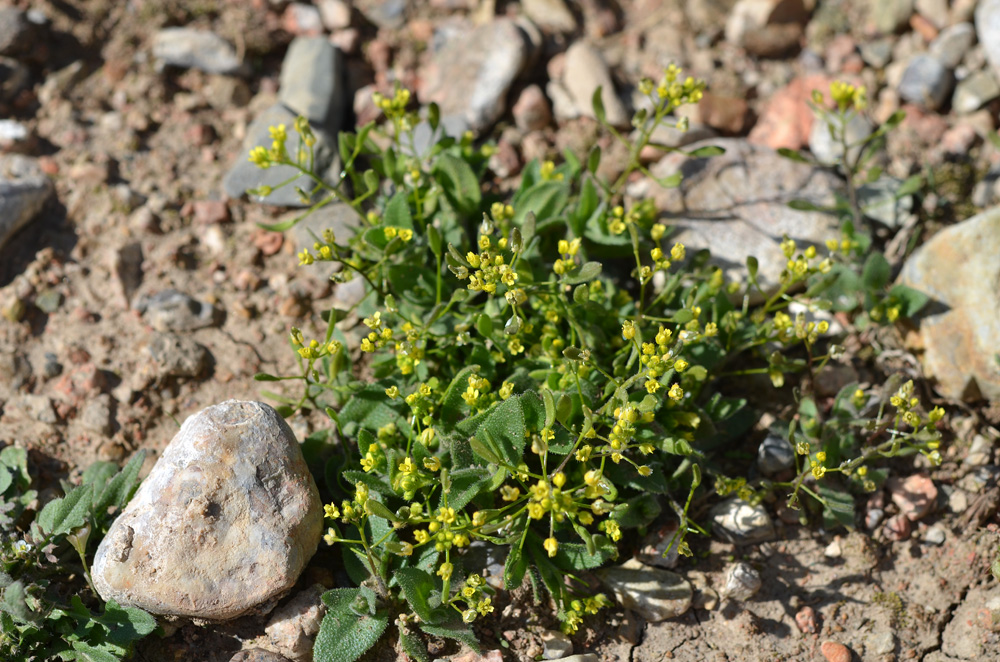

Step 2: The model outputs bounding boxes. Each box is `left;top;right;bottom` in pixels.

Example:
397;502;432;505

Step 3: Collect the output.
93;401;322;620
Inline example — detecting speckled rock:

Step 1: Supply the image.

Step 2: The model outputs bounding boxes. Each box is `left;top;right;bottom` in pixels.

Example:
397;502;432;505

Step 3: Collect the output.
134;290;220;332
0;155;54;252
897;207;1000;402
710;497;775;544
596;558;693;621
639;138;842;299
152;28;243;75
92;401;323;620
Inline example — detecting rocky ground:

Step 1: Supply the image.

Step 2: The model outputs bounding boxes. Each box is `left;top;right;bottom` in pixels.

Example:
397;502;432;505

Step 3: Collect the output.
2;0;1000;660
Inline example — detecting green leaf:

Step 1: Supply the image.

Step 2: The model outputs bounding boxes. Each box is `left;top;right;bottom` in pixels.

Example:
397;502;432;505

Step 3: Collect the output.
441;468;490;511
655;172;683;188
36;483;94;538
777;147;810;163
420;621;480;652
818;484;856;530
476;396;527;467
685;145;725;158
433;153;481;216
71;641;120;662
504;545;527;589
861;253;890;290
541;390;556;430
97;600;158;647
895;174;922;198
746;256;759;284
469;436;502;465
338;386;406;437
476;313;493;338
93;451;145;525
428;103;440;131
787;199;826;212
591;86;606;124
888;284;929;317
427;224;442;257
514;181;570;226
0;580;37;624
253;372;281;381
612;493;662;528
395;567;435;623
553;537;617;570
587;145;601;173
400;630;431;662
314;588;389;662
562;261;602;285
384;191;414;230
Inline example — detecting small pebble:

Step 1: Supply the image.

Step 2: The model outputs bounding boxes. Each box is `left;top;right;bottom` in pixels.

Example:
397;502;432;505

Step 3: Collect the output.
821;640;851;662
540;629;573;659
795;605;817;633
721;562;761;601
923;525;946;545
824;538;843;558
887;474;938;521
883;513;912;541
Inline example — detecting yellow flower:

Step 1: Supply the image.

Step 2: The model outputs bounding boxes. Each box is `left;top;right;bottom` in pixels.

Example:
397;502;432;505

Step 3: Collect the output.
437;562;453;580
499;381;514;400
670;242;686;261
385;385;399;399
399;228;413;242
249;145;270;167
298;249;314;266
477;598;494;615
423;456;441;471
645;378;661;394
399;457;417;474
414;529;430;544
324;503;340;519
651;223;666;241
544;537;559;557
323;527;338;545
622;320;637;340
668;384;684;401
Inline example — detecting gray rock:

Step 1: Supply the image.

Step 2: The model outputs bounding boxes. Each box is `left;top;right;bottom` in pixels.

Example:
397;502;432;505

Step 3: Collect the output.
265;584;327;661
710;497;775;544
596;559;693;621
720;562;761;601
34;289;61;314
757;434;795;475
93;401;323;620
540;629;573;659
147;332;210;379
0;119;30;149
562;41;629;127
0;155;54;252
420;19;529;133
964;434;994;466
223;103;338;206
957;465;1000;492
809;110;873;165
80;394;113;435
523;0;577;33
858;176;914;228
929;22;976;69
977;0;1000;82
358;0;406;29
291;201;361;251
152;28;243;75
134;290;220;332
923;525;946;545
859;38;894;69
40;352;61;379
0;8;31;56
0;350;31;394
111;242;144;309
897;207;1000;401
15;394;57;424
870;0;914;34
640;139;842;299
898;54;954;110
952;70;1000;114
278;37;345;136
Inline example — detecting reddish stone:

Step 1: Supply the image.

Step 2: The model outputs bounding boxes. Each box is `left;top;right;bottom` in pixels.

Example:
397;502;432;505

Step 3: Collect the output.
749;74;834;151
821;640;851;662
941;124;978;156
512;84;552;132
252;229;284;256
910;14;938;41
887;474;938;521
824;34;857;74
185;123;215;146
795;605;817;633
883;513;912;541
193;200;230;225
38;156;59;175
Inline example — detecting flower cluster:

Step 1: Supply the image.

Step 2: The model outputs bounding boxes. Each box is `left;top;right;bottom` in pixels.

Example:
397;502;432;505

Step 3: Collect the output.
455;233;519;294
637;64;706;115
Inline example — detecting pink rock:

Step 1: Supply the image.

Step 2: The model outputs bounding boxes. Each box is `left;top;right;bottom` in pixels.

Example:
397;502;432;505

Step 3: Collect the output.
193;200;230;225
821;640;851;662
883;513;912;541
698;92;748;134
748;74;832;150
512;84;552;132
941;123;978;156
887;474;938;521
824;34;857;74
795;605;817;633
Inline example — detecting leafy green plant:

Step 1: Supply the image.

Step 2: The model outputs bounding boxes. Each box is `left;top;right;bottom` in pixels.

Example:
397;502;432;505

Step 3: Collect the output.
249;70;942;661
0;449;156;660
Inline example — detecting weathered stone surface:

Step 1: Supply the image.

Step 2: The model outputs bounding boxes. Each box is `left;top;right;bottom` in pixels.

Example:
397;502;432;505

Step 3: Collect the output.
265;584;327;661
720;561;761;601
134;290;220;332
0;155;54;252
897;207;1000;402
147;332;210;379
596;558;693;621
278;37;345;136
152;28;243;75
93;401;323;620
710;497;775;544
419;19;529;133
641;138;842;298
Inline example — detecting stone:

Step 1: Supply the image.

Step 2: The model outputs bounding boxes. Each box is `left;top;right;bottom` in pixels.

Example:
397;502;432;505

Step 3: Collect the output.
0;119;33;153
725;0;809;48
757;434;795;475
923;525;946;545
281;3;323;36
929;22;976;69
809;110;873;165
749;73;832;150
419;19;529;133
540;629;573;659
942;585;1000;658
596;559;693;621
720;562;761;601
318;0;352;30
870;0;914;34
523;0;577;33
152;28;243;76
977;0;1000;82
223;104;337;206
512;84;552;133
637;119;716;162
291;201;361;251
709;497;775;544
965;434;994;466
147;332;210;379
0;8;32;56
952;70;1000;114
548;656;598;662
883;513;912;540
0;350;31;394
697;92;748;133
641;139;842;299
452;650;504;662
229;650;293;662
821;640;852;662
561;41;629;127
795;605;817;633
637;522;682;569
898;54;954;110
15;394;57;424
896;207;1000;401
134;290;220;332
358;0;406;29
743;22;803;58
80;394;113;435
859;38;894;69
279;37;345;136
857;176;914;228
93;401;323;620
916;0;949;28
0;155;54;252
265;585;326;661
887;474;937;521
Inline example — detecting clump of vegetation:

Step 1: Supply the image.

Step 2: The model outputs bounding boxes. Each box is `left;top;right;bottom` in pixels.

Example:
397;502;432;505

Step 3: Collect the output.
248;71;939;662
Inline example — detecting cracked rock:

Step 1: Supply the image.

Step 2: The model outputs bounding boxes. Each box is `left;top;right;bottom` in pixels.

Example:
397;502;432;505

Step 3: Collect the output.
92;400;323;620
